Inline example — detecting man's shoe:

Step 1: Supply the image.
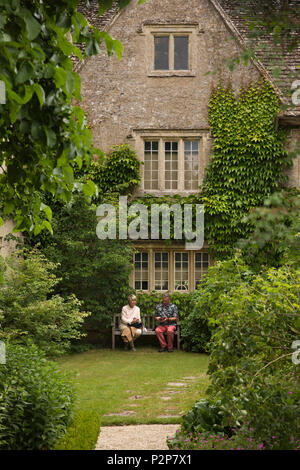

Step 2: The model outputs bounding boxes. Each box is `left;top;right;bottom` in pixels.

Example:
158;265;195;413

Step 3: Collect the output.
131;347;136;352
168;349;174;353
158;348;167;352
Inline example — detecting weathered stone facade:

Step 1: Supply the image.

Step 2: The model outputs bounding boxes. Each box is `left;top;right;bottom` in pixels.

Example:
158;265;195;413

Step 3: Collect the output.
79;0;260;152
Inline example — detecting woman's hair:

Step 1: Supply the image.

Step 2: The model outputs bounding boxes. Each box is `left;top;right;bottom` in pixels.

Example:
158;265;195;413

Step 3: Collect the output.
128;294;137;303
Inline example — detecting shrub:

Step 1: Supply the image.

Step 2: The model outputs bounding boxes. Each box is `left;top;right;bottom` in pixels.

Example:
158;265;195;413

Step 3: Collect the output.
0;342;75;450
180;398;228;436
180;257;253;352
0;248;89;356
77;144;141;200
166;428;293;450
54;410;101;450
137;290;195;320
205;258;300;449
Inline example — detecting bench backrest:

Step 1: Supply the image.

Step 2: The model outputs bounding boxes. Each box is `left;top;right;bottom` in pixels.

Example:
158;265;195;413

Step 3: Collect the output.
113;314;156;330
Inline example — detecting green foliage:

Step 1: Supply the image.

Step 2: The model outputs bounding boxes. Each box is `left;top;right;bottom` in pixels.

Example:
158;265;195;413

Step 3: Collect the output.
25;192;134;329
137;290;195;320
0;0;138;233
204;257;300;449
82;144;141;199
200;81;290;258
167;428;284;450
172;252;300;450
54;410;101;450
0;248;89;356
180;257;253;352
238;189;300;269
0;341;75;450
180;399;227;436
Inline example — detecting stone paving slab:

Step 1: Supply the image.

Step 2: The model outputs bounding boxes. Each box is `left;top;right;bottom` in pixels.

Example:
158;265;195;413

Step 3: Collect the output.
95;424;179;450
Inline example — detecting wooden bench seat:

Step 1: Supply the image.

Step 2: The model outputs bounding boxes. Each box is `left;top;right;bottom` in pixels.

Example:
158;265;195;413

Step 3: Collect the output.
111;314;181;350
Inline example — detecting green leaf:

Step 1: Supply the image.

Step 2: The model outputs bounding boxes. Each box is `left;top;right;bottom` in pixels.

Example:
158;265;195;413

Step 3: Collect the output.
22;8;41;40
44;127;57;148
16;62;35;84
3;201;14;215
98;1;114;16
33;83;45;106
83;180;96;197
42;220;53;235
113;39;123;61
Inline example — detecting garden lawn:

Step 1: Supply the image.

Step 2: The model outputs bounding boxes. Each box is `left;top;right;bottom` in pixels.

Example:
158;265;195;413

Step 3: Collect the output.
55;347;209;426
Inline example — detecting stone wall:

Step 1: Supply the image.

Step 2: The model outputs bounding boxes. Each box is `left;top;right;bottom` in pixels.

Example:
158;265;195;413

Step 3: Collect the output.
0;220;23;258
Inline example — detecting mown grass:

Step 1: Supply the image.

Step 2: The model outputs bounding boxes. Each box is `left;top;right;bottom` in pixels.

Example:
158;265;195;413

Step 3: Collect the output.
54;347;209;449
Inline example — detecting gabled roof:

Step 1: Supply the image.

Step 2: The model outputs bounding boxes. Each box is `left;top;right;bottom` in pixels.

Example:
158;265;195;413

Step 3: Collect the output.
211;0;300;117
73;0;120;72
74;0;300;117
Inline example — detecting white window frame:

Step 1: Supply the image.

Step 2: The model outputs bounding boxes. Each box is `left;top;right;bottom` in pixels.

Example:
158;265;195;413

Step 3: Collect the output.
133;251;149;291
131;247;210;293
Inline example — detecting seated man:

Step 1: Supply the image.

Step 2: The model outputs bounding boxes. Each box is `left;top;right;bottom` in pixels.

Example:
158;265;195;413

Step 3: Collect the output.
155;293;178;352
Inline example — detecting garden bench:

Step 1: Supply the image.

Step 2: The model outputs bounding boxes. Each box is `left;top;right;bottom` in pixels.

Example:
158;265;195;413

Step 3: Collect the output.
111;314;181;350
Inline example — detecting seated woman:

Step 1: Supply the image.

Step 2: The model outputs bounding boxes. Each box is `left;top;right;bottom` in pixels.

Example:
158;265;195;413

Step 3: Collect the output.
120;294;142;351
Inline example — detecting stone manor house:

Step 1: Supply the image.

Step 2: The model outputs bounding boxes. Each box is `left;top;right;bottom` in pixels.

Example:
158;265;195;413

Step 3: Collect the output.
1;0;299;293
73;0;300;294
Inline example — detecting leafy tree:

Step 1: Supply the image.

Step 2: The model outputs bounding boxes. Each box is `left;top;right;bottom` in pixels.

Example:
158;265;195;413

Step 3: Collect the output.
0;0;143;234
0;247;89;356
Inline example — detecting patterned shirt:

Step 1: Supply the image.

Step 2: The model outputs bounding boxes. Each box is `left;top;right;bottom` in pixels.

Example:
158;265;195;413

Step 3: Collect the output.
155;303;178;325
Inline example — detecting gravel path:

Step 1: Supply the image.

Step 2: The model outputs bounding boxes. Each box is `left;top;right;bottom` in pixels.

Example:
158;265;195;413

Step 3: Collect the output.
95;424;179;450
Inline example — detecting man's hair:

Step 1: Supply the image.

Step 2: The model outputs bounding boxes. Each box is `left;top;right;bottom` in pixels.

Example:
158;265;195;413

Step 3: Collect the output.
163;293;171;300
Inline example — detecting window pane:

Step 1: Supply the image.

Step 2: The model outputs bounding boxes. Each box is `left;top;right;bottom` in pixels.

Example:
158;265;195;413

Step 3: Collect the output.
195;252;209;288
154;252;169;290
154;36;169;70
165;141;178;190
174;36;188;70
134;252;149;290
184;141;198;190
174;252;189;291
144;141;159;190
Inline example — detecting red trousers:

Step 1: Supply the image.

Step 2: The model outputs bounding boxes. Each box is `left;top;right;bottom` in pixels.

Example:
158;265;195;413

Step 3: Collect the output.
155;325;176;350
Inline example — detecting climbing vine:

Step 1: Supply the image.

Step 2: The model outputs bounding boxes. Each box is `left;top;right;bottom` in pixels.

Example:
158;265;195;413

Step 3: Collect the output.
198;80;291;257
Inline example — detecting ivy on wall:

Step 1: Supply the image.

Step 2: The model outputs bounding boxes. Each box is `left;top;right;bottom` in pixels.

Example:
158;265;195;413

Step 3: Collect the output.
199;80;291;257
76;143;141;202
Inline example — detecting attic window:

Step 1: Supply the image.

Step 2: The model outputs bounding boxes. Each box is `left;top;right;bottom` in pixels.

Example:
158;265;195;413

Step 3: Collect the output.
141;24;197;77
154;35;189;71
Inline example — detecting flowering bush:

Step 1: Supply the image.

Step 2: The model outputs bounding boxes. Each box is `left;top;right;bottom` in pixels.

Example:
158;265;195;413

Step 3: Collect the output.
167;428;300;451
177;253;300;450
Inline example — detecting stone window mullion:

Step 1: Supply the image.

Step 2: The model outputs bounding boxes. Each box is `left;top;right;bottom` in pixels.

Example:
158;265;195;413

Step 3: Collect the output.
178;139;184;191
158;138;164;190
170;34;174;70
